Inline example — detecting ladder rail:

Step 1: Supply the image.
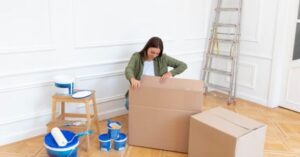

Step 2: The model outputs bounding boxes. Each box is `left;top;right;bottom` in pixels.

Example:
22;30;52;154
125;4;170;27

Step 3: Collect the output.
227;0;242;103
232;0;243;101
202;0;223;92
207;0;224;88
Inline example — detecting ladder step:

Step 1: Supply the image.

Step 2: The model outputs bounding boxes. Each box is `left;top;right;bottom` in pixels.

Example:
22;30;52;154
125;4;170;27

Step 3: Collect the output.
207;83;231;92
204;68;232;76
214;23;237;27
207;53;234;60
211;38;236;43
216;8;239;12
216;32;240;36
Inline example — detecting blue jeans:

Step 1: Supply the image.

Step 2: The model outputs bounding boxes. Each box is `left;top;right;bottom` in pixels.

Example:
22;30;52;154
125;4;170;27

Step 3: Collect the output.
125;98;129;110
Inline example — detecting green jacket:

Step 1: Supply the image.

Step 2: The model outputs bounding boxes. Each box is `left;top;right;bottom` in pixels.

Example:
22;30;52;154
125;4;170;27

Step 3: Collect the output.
125;52;187;82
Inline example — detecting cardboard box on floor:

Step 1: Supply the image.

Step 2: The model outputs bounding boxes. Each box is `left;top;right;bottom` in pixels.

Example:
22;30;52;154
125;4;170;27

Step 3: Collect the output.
189;107;267;157
129;76;203;153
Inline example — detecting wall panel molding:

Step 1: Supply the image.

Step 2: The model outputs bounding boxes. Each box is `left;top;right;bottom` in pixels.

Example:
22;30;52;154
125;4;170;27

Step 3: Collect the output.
0;94;125;125
240;0;262;43
0;59;128;78
0;110;51;125
79;71;124;81
223;62;257;90
75;39;147;49
0;81;51;93
0;0;55;55
183;37;207;41
0;51;202;93
0;46;56;55
77;94;125;110
285;68;300;106
0;70;124;93
74;38;177;49
171;50;203;57
237;62;257;89
240;52;272;60
0;51;202;78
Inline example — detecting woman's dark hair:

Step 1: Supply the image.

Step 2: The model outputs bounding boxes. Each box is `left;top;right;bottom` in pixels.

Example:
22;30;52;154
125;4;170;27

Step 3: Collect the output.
139;37;164;58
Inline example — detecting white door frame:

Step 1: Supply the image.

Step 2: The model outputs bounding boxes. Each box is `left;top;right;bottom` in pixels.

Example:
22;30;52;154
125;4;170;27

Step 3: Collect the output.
281;0;300;112
268;0;300;112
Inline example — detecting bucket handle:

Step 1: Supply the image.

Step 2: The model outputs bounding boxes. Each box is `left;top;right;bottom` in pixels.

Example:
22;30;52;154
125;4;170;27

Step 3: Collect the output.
68;130;93;144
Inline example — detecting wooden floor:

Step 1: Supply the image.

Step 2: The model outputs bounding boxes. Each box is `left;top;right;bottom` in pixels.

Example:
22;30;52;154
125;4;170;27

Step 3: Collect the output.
1;91;300;157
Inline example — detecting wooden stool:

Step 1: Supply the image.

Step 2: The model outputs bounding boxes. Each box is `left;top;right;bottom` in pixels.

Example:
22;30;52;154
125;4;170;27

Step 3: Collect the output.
47;90;100;152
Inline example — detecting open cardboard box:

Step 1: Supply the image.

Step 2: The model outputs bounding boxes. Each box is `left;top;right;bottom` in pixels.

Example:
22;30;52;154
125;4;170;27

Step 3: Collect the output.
128;76;203;152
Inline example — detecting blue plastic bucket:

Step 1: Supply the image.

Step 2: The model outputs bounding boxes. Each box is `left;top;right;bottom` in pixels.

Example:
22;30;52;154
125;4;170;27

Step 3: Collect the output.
54;75;75;95
114;133;127;151
98;134;111;151
44;130;79;157
107;121;122;139
55;82;74;95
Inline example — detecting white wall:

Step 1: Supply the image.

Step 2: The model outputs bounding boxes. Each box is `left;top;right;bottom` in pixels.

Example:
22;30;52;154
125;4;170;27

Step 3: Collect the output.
210;0;280;106
0;0;210;145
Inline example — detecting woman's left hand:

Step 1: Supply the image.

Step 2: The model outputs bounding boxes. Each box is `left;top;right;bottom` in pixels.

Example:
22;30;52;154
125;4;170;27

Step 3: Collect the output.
160;72;173;81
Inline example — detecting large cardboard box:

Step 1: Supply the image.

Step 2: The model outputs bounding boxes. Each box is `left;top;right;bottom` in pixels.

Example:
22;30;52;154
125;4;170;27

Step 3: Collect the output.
188;107;267;157
129;76;203;152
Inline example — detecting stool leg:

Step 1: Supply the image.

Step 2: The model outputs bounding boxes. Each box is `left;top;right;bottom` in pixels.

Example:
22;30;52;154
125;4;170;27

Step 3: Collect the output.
85;101;92;152
92;94;100;134
51;99;57;122
61;102;65;120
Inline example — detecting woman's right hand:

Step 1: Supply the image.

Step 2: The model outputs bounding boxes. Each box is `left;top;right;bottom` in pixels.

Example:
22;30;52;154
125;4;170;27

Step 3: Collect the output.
130;78;141;89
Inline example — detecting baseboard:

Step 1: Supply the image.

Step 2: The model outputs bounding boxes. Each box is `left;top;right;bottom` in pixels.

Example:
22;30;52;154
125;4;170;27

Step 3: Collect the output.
237;93;268;106
98;107;128;121
0;126;46;146
208;89;268;106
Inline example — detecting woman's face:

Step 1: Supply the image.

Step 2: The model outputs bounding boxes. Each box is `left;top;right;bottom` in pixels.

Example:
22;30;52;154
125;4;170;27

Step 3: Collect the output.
146;47;161;60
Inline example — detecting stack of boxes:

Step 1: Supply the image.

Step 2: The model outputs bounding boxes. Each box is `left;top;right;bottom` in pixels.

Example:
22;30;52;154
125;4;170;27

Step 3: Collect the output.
129;76;267;157
98;121;127;151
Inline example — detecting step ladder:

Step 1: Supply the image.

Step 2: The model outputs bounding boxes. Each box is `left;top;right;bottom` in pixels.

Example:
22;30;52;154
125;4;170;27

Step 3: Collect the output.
202;0;243;103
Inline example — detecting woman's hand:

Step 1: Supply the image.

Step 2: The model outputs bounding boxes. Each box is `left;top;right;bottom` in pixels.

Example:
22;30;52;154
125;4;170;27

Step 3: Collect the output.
160;72;173;81
131;78;141;89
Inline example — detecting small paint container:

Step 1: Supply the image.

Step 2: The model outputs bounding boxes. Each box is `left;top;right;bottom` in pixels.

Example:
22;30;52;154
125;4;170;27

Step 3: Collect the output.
114;133;127;151
54;75;75;95
107;121;122;139
98;134;111;151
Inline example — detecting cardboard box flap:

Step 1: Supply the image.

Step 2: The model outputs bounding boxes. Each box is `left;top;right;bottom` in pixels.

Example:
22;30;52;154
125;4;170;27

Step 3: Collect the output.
207;107;265;130
140;76;203;92
192;112;249;138
129;76;203;111
130;88;202;111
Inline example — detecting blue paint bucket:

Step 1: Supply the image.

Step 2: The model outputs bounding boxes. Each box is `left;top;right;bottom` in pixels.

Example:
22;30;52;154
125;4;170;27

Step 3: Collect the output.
107;121;122;139
114;133;127;151
98;134;111;151
54;75;75;95
44;130;79;157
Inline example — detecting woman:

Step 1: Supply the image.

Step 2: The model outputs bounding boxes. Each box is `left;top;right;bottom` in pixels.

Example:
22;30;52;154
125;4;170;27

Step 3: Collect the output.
124;37;187;110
